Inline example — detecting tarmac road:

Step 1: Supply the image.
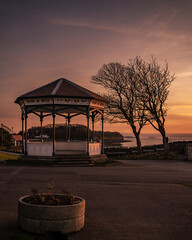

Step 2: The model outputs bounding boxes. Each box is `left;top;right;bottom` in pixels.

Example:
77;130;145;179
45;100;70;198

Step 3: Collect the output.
1;160;192;240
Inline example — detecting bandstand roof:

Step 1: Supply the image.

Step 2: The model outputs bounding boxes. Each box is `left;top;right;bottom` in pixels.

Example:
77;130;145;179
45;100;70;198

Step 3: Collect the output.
15;78;106;103
15;78;107;114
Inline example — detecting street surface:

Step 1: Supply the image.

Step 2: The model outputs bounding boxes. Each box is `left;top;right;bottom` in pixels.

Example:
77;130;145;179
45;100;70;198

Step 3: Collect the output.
1;160;192;240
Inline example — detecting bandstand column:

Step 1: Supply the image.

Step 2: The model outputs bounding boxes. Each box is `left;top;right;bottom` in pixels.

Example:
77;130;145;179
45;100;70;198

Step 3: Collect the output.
52;113;56;156
40;112;43;142
87;111;90;155
101;114;104;154
91;114;95;142
68;113;70;142
65;119;68;141
21;110;24;154
25;112;28;155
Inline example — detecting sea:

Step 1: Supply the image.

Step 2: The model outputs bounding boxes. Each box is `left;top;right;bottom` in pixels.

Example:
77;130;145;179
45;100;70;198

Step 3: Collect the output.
121;133;192;148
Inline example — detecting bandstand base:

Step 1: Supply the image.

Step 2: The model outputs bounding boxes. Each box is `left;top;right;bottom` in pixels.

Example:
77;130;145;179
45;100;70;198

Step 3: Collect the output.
26;141;102;157
16;153;108;166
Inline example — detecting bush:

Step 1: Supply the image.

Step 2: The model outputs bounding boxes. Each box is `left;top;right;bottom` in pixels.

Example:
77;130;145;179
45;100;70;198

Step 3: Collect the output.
23;183;80;206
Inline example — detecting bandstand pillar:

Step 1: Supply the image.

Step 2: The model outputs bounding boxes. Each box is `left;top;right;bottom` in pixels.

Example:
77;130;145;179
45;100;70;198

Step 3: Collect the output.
52;113;56;156
68;113;70;142
101;114;104;154
24;112;28;155
40;112;43;142
21;110;24;154
91;114;95;142
87;111;90;155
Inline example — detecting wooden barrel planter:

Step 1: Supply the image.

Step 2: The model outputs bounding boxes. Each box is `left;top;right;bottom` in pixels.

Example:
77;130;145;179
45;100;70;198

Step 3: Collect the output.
18;195;85;234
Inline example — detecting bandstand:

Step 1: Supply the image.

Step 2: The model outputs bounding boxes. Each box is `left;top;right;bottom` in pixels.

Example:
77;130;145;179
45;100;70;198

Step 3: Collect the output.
15;78;108;159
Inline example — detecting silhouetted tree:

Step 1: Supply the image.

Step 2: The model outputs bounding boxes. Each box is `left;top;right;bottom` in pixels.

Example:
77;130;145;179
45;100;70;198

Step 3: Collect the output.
91;62;147;153
0;128;12;147
130;57;175;150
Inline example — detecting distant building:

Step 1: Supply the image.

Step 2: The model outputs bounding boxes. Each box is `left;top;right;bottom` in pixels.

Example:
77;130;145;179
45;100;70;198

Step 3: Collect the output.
12;134;22;147
35;134;49;139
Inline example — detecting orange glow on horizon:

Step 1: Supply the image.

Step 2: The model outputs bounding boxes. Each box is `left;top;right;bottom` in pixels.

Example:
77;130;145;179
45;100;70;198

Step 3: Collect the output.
1;1;192;135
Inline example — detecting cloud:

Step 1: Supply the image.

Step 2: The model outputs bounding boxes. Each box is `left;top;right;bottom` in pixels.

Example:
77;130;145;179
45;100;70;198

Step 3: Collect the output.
50;12;192;46
177;71;192;78
168;113;192;120
50;17;138;35
168;105;192;117
169;102;192;107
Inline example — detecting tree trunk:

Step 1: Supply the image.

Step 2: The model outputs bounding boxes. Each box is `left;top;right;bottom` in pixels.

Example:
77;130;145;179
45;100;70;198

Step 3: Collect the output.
135;134;142;154
160;128;169;152
132;126;142;154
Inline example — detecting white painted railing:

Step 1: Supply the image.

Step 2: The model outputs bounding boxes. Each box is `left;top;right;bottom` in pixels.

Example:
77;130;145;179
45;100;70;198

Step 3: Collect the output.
89;142;101;155
26;141;101;156
56;141;87;151
27;142;53;156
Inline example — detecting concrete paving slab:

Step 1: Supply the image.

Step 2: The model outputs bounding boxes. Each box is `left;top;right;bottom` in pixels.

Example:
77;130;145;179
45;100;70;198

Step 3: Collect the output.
0;160;192;239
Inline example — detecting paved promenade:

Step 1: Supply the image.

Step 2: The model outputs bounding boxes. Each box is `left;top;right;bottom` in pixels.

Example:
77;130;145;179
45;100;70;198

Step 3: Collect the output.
1;160;192;240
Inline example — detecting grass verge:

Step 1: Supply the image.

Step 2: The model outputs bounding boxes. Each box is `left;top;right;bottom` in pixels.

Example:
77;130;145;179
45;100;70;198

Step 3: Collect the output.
0;153;19;161
183;183;192;188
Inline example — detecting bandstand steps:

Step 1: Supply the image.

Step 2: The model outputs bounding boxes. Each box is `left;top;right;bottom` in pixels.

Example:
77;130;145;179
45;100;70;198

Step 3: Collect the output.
55;150;86;155
7;154;108;166
15;154;91;166
55;160;91;167
54;154;91;166
55;154;90;159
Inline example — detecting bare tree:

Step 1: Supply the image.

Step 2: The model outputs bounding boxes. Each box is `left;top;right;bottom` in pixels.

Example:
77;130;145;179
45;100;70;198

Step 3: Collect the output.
91;62;147;153
130;57;175;150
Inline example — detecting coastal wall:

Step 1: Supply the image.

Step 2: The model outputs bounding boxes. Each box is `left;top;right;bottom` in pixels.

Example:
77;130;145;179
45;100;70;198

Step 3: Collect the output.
185;143;192;161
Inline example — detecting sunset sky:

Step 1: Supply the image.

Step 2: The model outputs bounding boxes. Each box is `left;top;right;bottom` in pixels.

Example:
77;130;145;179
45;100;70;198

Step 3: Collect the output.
1;0;192;134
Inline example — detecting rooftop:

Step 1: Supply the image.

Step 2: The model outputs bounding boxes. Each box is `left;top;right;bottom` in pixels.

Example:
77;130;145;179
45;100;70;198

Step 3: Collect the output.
15;78;107;103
